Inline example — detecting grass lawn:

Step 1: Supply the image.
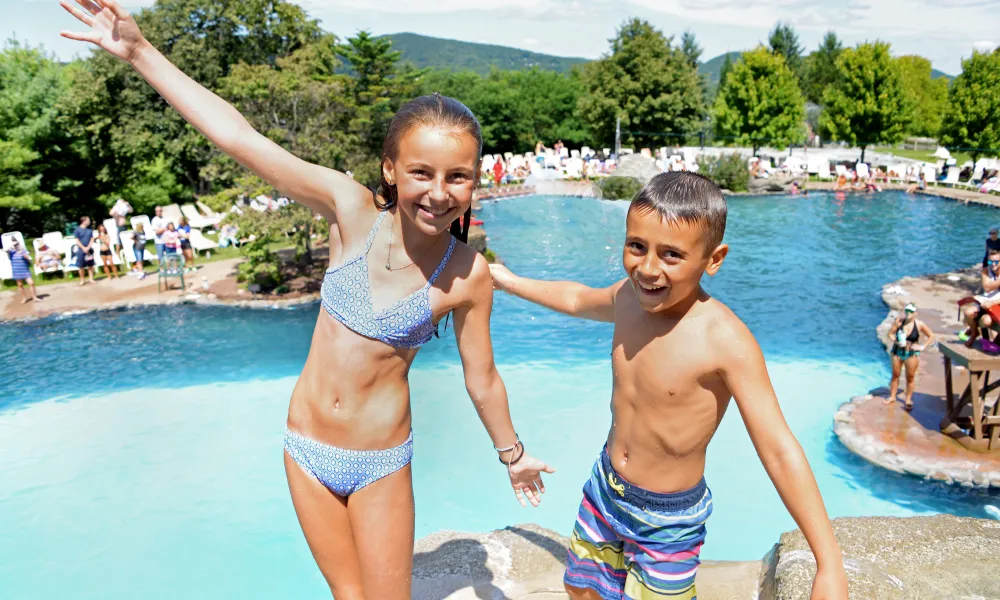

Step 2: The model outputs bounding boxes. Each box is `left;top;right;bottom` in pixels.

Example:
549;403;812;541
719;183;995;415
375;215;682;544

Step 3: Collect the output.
2;232;294;292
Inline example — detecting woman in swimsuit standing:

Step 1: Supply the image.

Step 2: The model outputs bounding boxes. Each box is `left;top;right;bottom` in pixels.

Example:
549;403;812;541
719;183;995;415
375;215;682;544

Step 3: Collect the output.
59;2;554;598
883;303;935;411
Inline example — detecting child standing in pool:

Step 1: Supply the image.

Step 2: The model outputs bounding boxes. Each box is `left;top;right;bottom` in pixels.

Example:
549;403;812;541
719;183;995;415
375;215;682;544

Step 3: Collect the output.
491;172;848;600
59;2;553;598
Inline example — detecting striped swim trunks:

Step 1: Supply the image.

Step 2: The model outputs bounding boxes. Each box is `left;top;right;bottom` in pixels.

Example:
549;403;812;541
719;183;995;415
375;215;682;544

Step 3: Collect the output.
563;447;713;600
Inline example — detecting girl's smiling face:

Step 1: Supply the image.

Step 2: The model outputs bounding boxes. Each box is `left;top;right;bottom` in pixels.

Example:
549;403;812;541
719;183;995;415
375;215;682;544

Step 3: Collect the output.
384;125;479;236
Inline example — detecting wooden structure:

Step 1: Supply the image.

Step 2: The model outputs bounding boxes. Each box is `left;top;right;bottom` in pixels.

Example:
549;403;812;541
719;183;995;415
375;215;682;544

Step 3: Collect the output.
939;339;1000;452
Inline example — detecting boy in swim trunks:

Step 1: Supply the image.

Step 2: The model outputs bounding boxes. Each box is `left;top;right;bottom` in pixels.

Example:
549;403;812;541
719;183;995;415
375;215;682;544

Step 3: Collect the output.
490;172;847;600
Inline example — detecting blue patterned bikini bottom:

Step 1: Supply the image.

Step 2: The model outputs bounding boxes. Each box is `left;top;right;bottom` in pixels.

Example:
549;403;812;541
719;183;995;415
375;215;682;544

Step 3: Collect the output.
284;427;413;497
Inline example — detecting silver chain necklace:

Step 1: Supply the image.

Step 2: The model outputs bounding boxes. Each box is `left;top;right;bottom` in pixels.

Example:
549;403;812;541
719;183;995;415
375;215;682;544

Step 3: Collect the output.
384;210;443;271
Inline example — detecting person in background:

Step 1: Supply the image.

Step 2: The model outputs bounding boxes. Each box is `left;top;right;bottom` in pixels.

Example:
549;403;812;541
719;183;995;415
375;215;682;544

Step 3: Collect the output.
96;223;121;279
109;197;132;241
883;303;934;411
162;222;180;256
963;247;1000;348
6;239;39;303
35;242;63;272
983;227;1000;268
906;172;926;194
151;205;168;263
177;216;196;271
218;222;241;248
133;222;148;279
492;157;504;186
73;216;97;286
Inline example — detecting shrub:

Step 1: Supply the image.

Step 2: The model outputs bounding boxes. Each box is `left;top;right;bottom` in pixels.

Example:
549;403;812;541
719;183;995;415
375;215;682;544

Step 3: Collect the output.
598;176;644;201
696;153;749;192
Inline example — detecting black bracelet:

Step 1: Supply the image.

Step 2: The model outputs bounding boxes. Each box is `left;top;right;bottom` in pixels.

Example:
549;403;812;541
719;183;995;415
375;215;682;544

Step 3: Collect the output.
499;441;524;466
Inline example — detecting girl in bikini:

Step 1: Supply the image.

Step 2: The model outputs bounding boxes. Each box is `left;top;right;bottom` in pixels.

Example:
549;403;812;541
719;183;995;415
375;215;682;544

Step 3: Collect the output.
59;2;554;598
883;303;935;411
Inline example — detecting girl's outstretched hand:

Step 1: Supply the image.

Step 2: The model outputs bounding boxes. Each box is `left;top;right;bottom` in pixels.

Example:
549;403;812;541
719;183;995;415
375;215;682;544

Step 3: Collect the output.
507;451;555;508
488;264;516;292
59;0;148;64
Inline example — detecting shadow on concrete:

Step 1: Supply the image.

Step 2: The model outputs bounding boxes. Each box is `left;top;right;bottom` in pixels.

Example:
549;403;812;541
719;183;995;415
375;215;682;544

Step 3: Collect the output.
412;538;509;600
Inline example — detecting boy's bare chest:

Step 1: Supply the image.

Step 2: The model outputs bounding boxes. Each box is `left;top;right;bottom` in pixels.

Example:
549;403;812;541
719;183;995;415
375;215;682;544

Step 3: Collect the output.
610;316;719;398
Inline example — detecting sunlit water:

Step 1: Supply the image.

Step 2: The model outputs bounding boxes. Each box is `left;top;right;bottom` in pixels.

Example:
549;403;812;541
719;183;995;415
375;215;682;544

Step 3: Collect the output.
3;192;1000;598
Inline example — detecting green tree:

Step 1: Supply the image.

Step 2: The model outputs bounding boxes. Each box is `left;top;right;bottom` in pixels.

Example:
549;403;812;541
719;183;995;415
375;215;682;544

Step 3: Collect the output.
803;31;843;104
681;31;702;70
338;31;424;168
578;18;705;148
0;40;82;232
713;47;805;156
59;0;324;214
940;49;1000;166
896;55;948;138
422;67;589;152
820;41;910;163
768;22;803;81
718;53;735;88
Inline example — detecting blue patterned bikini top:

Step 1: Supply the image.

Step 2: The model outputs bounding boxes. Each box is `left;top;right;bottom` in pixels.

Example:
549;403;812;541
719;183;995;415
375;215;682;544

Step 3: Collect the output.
320;211;457;348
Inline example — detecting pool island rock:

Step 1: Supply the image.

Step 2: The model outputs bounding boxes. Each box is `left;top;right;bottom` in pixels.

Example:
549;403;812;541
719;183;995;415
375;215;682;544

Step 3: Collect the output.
413;516;1000;599
835;267;1000;486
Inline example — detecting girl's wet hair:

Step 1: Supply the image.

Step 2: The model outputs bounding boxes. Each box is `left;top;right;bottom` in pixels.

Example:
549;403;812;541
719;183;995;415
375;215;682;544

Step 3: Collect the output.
375;93;483;243
629;172;728;253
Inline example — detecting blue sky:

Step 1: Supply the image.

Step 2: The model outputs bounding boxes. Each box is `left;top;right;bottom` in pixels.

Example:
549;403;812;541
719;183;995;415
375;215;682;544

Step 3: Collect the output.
10;0;1000;75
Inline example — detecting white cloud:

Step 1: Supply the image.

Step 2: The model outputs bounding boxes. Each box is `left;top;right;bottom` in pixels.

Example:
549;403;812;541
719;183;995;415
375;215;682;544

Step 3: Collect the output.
973;40;998;52
623;0;999;43
295;0;562;14
523;37;540;46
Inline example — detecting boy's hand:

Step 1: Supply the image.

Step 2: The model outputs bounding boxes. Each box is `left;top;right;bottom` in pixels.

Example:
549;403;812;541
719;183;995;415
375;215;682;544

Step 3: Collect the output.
488;264;516;292
507;451;555;508
810;566;849;600
60;0;149;64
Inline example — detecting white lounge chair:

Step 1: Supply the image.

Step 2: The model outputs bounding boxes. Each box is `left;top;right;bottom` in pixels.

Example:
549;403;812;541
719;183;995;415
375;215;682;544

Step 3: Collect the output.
835;164;848;178
922;165;937;184
188;229;218;255
856;162;870;178
958;167;985;189
0;247;12;282
941;167;961;186
162;203;184;225
102;218;121;248
1;231;27;252
181;204;220;229
817;162;834;180
119;231;137;267
196;201;225;221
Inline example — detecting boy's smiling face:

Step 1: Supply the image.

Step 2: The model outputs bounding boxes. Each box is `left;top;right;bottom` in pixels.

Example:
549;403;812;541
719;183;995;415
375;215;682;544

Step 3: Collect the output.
623;208;727;314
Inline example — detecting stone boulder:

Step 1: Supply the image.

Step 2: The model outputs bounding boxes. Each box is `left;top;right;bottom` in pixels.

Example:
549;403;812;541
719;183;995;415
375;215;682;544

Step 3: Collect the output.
614;154;661;184
411;523;761;599
764;515;1000;599
467;226;487;255
748;172;799;194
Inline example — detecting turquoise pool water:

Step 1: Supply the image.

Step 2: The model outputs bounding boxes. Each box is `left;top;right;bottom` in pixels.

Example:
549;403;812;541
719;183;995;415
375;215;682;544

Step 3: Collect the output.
3;191;1000;598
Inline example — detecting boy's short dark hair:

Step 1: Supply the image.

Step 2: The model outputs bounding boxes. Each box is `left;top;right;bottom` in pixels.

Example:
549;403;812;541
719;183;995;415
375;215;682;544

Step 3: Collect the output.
628;172;727;252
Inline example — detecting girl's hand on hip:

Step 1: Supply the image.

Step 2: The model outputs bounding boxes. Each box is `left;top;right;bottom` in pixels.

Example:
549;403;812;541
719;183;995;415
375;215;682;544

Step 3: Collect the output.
507;452;555;508
59;0;148;64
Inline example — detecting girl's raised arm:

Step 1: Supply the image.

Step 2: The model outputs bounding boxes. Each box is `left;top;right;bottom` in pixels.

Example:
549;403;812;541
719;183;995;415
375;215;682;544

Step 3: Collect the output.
59;0;351;222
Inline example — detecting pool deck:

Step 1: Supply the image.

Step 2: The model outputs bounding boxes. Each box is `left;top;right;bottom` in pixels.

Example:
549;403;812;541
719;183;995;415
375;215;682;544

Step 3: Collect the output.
834;267;1000;487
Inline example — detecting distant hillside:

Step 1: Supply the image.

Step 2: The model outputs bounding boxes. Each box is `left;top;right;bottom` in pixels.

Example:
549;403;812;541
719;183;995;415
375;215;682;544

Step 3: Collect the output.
699;51;743;86
383;33;588;75
931;68;954;81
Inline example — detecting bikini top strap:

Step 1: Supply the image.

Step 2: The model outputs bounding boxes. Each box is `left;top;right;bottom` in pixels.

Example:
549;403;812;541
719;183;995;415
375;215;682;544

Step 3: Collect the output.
426;236;457;288
362;211;388;255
